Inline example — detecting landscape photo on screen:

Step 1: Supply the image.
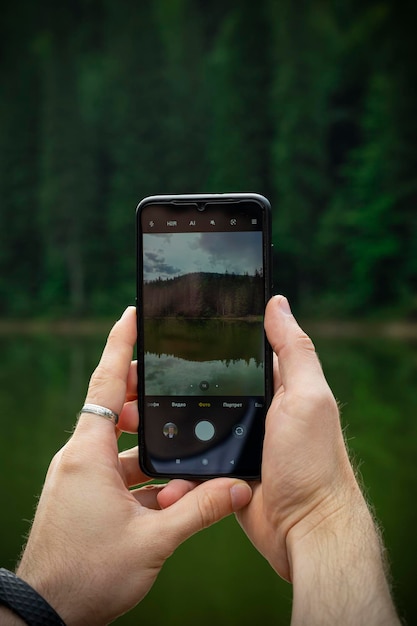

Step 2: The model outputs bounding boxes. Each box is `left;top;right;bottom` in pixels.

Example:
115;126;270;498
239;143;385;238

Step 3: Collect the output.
143;231;265;396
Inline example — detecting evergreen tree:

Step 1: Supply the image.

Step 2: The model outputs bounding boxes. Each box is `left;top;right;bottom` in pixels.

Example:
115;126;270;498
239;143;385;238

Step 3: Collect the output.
321;1;417;314
0;1;42;315
205;0;272;192
103;0;168;309
0;0;416;318
267;0;338;307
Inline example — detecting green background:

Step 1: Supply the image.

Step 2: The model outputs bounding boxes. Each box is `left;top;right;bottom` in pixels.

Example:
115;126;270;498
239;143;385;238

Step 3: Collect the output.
0;332;415;624
1;0;417;318
1;1;417;623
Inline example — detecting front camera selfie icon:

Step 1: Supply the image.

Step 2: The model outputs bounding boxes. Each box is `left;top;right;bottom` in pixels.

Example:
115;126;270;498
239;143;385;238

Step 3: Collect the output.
163;422;178;439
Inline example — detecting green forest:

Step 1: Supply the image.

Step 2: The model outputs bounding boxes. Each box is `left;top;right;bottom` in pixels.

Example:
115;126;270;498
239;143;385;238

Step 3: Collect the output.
1;0;417;319
143;271;264;317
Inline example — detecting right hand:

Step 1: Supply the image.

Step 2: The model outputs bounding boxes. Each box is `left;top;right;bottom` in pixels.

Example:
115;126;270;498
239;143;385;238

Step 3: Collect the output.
236;295;362;581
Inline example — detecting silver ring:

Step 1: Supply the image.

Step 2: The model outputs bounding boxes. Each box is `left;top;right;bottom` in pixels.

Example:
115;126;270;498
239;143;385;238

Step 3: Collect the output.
79;403;119;425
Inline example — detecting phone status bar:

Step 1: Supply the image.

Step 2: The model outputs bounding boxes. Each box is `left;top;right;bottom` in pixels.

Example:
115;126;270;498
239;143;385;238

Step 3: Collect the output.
142;213;262;233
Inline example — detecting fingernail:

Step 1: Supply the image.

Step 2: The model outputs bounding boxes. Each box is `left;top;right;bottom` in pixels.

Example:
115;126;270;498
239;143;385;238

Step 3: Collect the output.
119;306;135;320
230;482;252;511
278;296;292;316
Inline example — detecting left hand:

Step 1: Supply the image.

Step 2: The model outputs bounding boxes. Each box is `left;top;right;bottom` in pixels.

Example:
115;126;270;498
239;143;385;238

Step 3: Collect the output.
16;307;252;626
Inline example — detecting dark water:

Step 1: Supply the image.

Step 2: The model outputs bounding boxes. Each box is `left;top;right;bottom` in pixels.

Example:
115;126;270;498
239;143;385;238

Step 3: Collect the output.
0;329;416;625
144;317;265;395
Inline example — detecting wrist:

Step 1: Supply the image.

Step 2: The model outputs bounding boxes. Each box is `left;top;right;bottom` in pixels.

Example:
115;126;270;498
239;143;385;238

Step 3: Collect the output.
14;563;71;625
0;568;66;626
286;477;368;558
287;487;400;625
0;605;26;625
15;557;106;626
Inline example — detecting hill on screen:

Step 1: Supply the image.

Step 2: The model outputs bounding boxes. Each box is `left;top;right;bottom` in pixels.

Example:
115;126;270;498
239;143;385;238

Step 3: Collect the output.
143;271;263;318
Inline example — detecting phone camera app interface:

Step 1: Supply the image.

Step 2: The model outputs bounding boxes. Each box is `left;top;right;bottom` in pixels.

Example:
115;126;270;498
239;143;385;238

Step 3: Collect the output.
140;201;268;477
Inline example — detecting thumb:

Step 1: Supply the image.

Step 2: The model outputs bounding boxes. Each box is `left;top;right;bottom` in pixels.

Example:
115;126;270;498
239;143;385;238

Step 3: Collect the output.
161;478;252;547
264;295;325;394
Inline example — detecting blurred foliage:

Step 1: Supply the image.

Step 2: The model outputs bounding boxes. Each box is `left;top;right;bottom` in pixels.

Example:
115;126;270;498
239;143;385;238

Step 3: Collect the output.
1;0;416;318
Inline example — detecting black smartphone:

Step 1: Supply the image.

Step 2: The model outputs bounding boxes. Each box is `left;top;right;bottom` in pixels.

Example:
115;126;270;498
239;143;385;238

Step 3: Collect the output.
136;193;272;479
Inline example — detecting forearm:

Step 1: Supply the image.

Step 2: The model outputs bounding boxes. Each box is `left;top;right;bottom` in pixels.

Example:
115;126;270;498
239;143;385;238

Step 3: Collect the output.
288;491;401;626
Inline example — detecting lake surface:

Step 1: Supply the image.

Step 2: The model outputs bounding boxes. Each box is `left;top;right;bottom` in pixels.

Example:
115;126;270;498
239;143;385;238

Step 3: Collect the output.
144;318;265;395
0;327;416;625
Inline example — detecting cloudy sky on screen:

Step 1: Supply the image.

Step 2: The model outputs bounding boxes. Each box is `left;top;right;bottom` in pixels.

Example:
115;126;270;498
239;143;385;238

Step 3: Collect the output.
143;232;262;281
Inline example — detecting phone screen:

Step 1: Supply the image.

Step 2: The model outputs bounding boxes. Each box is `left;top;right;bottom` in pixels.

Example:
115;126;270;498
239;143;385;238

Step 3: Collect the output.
137;194;272;478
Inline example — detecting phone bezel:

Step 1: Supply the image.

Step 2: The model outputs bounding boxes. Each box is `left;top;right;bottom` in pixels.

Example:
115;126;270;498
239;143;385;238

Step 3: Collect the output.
136;193;273;479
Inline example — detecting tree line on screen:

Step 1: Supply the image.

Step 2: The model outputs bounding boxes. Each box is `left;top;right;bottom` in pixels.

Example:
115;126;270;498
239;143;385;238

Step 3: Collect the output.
143;271;264;318
1;0;416;318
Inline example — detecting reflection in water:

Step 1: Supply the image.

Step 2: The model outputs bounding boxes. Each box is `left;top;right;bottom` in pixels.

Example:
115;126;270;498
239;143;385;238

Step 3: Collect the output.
144;352;264;395
143;318;265;395
144;318;264;363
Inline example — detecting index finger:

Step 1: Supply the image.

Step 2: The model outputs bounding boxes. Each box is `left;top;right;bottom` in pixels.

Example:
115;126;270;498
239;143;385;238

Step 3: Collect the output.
76;306;137;436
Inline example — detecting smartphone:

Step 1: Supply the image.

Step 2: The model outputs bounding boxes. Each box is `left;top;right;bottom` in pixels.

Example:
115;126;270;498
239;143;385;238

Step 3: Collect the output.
136;193;272;479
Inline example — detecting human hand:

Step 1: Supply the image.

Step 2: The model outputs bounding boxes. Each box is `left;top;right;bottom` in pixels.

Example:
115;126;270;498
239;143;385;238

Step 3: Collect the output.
14;307;252;626
236;295;354;580
236;296;400;625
